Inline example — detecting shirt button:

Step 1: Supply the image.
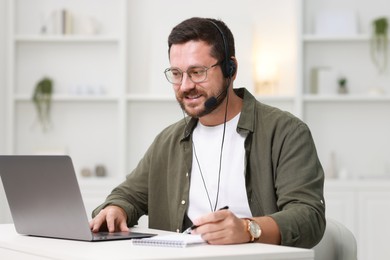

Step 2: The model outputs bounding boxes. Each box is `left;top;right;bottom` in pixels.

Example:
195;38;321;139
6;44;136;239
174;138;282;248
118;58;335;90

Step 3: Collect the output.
181;200;186;205
186;172;189;177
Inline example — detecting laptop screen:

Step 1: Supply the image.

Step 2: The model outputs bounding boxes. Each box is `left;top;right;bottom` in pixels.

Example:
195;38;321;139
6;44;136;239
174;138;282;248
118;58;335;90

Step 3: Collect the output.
0;155;155;241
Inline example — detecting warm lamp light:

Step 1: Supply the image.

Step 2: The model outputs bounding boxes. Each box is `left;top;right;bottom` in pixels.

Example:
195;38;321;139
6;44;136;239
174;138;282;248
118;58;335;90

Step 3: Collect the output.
254;52;279;95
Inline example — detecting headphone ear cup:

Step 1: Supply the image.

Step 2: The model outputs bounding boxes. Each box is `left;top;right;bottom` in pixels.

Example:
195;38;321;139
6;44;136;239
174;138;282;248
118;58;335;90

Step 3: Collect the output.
229;59;236;77
221;59;236;78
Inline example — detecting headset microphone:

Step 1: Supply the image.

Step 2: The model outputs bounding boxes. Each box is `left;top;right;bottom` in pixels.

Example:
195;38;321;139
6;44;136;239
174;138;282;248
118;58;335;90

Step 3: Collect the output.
204;79;230;110
204;97;218;111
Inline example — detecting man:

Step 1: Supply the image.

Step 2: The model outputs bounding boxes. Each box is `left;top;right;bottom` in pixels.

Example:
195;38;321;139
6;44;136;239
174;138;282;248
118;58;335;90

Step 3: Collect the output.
90;17;325;248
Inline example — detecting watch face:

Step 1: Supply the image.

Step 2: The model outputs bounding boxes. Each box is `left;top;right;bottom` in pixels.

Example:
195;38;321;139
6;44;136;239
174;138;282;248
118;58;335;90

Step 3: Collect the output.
249;221;261;238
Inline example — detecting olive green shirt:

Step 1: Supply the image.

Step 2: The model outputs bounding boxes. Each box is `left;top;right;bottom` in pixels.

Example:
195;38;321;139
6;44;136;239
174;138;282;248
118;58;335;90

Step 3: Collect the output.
93;88;325;248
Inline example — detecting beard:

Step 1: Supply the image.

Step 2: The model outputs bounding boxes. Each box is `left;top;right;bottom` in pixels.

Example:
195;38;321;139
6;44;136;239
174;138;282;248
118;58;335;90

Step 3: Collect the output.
177;84;228;118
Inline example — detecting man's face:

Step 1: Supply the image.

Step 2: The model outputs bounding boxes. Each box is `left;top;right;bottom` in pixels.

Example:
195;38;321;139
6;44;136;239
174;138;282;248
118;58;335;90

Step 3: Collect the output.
169;40;225;118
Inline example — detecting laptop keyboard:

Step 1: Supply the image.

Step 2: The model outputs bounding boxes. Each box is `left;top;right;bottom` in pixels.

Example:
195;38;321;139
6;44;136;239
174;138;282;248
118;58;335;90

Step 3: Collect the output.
92;231;156;241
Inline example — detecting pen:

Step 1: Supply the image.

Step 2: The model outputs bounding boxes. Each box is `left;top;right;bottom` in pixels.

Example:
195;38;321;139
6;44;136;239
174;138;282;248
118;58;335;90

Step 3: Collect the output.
182;206;229;234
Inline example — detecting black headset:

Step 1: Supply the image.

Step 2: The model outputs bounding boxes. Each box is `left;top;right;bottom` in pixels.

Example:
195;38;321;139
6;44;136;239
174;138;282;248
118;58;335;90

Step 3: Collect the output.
207;20;236;78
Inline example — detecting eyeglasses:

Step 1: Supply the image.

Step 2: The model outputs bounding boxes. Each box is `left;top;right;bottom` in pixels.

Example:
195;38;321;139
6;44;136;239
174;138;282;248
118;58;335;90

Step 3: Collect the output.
164;62;219;84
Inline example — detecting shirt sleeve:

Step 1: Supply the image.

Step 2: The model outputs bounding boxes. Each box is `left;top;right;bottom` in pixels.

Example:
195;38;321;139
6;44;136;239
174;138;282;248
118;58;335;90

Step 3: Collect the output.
269;121;326;248
91;148;152;227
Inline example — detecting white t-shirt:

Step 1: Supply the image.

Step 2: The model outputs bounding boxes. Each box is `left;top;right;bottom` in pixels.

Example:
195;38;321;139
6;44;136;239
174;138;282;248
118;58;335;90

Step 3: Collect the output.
188;113;252;221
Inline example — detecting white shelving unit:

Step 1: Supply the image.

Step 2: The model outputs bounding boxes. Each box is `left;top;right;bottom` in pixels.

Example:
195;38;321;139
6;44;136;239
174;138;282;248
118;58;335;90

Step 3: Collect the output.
299;0;390;180
325;179;390;260
300;1;390;259
3;0;190;221
5;0;128;181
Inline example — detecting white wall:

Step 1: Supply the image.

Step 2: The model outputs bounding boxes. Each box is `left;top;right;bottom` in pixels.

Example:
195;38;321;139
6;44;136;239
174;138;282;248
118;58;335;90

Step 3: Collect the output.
127;0;298;96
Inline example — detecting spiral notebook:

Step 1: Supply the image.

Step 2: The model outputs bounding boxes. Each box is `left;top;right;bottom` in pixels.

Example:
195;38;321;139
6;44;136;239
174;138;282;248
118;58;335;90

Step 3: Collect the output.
132;234;206;248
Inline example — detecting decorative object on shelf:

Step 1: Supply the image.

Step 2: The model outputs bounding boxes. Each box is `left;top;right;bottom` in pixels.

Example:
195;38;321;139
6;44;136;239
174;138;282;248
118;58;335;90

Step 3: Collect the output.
325;151;338;179
41;9;73;35
61;9;73;35
40;9;101;35
78;16;101;35
95;164;107;177
315;10;357;36
32;77;53;132
68;84;106;96
337;77;348;94
310;67;337;94
370;17;388;74
338;168;349;180
80;167;93;178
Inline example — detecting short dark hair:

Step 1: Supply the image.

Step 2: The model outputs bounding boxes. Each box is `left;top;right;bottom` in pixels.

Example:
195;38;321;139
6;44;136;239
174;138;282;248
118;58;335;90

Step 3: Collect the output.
167;17;235;64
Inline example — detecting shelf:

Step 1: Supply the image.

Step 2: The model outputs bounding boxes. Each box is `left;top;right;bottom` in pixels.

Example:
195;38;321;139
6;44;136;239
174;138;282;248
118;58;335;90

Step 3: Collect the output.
302;34;372;42
303;94;390;102
14;94;119;102
325;179;390;190
14;34;121;43
256;95;295;102
126;94;176;102
78;176;123;187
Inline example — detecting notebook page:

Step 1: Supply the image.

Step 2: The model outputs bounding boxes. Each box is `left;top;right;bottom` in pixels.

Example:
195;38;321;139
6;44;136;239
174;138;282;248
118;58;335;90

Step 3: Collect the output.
132;234;206;248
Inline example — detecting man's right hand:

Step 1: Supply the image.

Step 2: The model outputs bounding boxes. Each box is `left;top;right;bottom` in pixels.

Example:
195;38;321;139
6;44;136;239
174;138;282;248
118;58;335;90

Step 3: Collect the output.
89;205;129;233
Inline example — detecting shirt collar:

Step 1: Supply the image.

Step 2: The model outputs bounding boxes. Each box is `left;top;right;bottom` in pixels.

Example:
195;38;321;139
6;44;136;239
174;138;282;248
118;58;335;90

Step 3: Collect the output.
181;88;257;141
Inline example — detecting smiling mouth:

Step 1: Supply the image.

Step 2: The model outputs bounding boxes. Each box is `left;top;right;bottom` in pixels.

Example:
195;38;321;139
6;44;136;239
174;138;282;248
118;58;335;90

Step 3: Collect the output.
186;94;202;100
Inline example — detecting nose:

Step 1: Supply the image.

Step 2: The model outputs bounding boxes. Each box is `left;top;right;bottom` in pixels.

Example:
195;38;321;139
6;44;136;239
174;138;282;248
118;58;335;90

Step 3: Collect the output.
179;73;195;92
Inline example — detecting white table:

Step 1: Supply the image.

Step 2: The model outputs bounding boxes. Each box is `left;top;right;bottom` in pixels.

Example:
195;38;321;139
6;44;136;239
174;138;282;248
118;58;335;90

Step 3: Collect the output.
0;224;313;260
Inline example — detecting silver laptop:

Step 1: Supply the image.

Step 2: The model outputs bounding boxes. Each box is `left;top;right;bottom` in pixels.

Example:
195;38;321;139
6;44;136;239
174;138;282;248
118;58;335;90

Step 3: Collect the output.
0;155;155;242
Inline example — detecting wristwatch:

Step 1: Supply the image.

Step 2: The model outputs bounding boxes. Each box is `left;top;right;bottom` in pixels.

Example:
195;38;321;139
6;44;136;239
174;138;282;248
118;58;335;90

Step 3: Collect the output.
245;218;261;242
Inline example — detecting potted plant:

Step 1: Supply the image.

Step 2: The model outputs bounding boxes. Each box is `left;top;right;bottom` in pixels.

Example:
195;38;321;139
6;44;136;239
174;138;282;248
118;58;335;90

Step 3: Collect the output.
32;77;53;131
370;17;388;74
338;77;348;94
